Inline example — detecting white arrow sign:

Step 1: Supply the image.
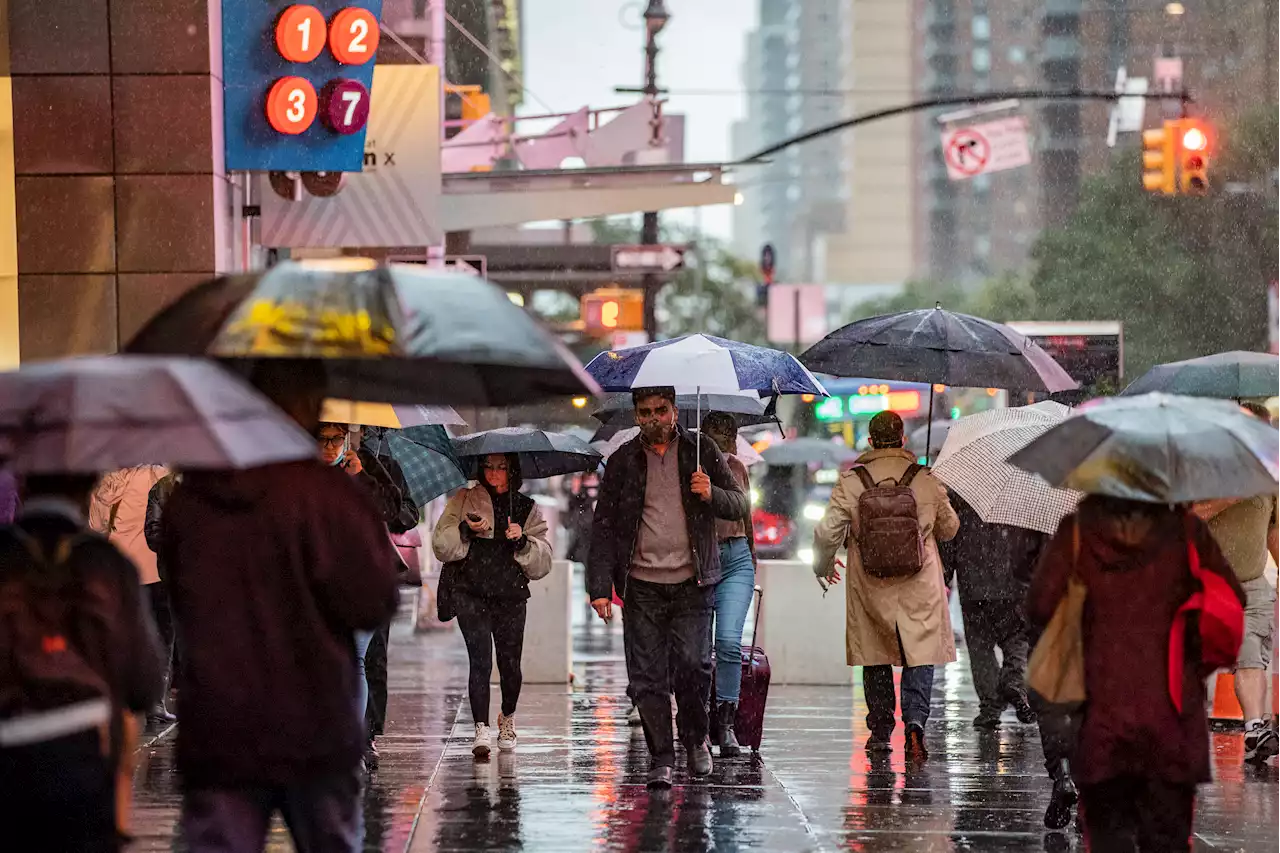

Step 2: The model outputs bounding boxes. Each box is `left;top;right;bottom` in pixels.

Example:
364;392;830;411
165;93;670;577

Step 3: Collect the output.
612;244;687;273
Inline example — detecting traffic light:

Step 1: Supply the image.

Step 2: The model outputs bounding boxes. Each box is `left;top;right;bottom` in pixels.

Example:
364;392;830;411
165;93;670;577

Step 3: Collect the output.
1142;121;1177;195
1177;119;1211;196
444;85;492;140
581;289;644;336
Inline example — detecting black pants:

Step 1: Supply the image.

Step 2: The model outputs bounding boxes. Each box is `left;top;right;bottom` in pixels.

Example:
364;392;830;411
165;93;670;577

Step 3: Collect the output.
0;730;120;852
148;581;178;693
962;597;1030;713
1028;624;1080;775
1080;777;1195;853
625;577;714;767
455;591;527;725
364;620;391;739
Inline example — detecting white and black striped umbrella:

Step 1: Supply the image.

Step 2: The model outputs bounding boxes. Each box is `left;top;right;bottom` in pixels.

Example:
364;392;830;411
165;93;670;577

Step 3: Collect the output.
933;402;1082;535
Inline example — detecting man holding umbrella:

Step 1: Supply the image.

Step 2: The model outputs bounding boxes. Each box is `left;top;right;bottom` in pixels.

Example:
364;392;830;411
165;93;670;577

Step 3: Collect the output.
587;387;749;790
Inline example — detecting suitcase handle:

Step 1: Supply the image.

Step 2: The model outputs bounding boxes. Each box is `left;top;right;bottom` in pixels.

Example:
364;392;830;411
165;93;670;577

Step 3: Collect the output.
749;584;762;648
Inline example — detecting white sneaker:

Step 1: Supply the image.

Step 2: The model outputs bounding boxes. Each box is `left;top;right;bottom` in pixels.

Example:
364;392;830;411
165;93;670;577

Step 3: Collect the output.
497;713;517;751
472;723;492;758
1245;721;1278;763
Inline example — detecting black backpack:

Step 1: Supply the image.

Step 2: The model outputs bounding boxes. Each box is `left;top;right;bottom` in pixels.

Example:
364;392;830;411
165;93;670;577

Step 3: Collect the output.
0;524;114;725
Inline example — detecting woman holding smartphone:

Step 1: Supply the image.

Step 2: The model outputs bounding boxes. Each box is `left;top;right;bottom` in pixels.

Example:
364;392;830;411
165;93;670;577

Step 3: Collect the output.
432;453;552;757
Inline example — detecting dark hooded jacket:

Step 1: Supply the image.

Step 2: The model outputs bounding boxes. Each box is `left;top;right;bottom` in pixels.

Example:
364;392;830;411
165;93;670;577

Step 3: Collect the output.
938;490;1048;602
160;461;400;787
1028;499;1244;786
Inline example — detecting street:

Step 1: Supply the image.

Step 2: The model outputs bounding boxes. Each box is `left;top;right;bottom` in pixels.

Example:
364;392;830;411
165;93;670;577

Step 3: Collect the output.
121;590;1278;853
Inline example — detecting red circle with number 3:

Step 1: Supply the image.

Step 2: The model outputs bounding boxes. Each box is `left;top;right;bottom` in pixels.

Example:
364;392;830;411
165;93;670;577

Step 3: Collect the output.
329;7;380;65
275;5;326;62
266;77;318;134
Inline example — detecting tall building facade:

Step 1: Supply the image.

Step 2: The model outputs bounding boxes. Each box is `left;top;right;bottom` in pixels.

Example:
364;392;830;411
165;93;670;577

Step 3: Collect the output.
731;0;844;283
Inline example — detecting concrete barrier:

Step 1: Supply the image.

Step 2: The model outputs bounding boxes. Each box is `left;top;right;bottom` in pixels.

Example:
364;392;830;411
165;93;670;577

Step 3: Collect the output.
756;560;852;686
492;558;574;685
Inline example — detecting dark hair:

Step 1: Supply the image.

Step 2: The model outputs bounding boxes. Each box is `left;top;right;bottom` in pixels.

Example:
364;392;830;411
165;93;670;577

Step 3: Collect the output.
701;411;738;435
315;421;348;437
479;452;523;493
632;386;677;408
20;474;99;507
1242;401;1272;423
868;410;905;449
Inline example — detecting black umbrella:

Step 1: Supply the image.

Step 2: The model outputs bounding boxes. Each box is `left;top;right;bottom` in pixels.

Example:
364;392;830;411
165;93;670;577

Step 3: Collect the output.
125;262;600;407
1120;350;1279;400
452;427;603;480
801;304;1078;451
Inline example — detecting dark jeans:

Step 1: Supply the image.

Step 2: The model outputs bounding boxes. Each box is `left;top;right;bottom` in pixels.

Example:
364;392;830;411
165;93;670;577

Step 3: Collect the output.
625;577;714;767
0;730;120;852
1080;777;1195;853
1028;624;1080;775
181;770;361;853
455;590;527;724
962;597;1030;713
148;580;178;691
864;665;935;736
364;620;391;739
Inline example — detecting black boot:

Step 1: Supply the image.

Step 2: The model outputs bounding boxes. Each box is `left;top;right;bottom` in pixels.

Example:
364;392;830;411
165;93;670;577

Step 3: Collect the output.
717;701;741;757
1044;758;1078;830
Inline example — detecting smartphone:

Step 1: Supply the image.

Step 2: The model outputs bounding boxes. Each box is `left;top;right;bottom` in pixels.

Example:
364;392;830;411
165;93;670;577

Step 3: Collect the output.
466;513;482;523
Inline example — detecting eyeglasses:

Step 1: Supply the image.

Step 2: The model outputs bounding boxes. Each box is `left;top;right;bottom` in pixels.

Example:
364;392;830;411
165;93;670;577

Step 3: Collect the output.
317;435;346;449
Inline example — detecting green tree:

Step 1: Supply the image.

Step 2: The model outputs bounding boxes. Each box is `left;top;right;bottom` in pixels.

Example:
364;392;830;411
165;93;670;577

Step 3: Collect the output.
1029;108;1277;377
845;273;1037;324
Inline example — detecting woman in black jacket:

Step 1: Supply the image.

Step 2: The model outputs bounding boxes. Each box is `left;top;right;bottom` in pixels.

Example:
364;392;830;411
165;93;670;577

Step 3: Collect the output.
432;454;552;758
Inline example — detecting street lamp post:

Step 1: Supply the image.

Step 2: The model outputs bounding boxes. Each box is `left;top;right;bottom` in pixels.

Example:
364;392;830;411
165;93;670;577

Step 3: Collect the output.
640;0;669;340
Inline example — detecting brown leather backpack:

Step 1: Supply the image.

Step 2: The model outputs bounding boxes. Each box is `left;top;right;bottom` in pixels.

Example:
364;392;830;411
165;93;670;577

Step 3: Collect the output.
852;464;925;579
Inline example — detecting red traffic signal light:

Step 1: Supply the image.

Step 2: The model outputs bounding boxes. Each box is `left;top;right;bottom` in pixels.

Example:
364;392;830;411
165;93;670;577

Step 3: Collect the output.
1176;119;1211;196
1181;126;1208;152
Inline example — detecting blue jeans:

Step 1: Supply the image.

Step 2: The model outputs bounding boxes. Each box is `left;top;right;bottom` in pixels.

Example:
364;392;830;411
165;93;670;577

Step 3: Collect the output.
863;664;935;737
714;537;756;703
354;630;374;730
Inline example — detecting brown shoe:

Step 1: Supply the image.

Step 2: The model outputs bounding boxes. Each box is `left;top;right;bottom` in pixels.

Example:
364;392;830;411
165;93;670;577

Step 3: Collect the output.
905;724;928;763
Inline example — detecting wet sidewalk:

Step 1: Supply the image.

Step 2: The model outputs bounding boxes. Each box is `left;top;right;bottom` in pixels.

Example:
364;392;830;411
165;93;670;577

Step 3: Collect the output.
129;594;1278;852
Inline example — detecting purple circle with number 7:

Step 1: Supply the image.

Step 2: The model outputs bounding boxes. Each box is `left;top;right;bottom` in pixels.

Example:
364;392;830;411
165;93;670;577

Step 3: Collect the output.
321;78;370;134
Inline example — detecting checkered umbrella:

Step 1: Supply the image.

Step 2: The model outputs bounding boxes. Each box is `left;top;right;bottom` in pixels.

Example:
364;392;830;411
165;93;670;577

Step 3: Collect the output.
933;402;1082;535
365;424;467;508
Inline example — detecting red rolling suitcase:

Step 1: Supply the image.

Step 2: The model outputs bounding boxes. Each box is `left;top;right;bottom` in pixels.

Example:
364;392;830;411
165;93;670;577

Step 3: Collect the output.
710;586;771;752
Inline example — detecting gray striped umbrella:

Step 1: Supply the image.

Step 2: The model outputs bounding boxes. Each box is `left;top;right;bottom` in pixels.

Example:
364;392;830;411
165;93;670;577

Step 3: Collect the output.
933;402;1082;535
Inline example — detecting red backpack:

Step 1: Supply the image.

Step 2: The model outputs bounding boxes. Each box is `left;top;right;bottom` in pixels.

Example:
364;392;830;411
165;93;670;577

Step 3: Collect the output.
1167;512;1245;713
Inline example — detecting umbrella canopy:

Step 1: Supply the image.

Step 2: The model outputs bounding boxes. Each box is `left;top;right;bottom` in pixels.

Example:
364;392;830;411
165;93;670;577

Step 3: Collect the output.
585;334;828;396
591;391;773;431
592;427;762;466
365;425;467;508
321;399;465;429
0;355;317;474
453;427;603;479
1120;350;1279;399
1009;394;1279;504
125;262;600;407
801;306;1078;392
761;437;857;468
933;402;1082;534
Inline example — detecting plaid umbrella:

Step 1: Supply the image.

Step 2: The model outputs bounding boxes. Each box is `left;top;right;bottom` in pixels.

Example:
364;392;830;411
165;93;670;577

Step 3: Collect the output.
365;425;466;508
933;402;1082;535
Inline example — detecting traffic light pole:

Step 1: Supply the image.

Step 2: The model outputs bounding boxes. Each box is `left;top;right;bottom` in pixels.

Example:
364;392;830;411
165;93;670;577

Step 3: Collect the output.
739;88;1190;165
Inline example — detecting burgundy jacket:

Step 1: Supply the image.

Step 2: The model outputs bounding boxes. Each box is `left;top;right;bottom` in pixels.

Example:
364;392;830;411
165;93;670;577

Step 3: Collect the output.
160;461;400;787
1029;503;1243;786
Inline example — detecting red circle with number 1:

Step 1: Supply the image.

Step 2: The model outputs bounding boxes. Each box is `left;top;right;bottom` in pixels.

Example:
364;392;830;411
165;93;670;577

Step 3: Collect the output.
266;77;318;135
329;7;380;65
276;5;326;62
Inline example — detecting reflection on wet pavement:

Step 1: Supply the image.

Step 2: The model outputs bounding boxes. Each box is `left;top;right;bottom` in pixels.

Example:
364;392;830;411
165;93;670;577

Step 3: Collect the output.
127;590;1278;852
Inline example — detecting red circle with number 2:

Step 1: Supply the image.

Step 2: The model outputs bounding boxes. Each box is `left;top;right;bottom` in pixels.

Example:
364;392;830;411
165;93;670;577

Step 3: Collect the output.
329;8;380;65
266;77;318;134
275;5;327;62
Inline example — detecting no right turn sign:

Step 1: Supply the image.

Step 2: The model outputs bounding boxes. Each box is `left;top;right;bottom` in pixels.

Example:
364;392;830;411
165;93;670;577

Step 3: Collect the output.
940;116;1031;181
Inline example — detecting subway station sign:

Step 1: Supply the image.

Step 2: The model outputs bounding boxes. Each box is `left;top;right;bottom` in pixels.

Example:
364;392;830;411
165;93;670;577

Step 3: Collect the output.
222;0;384;171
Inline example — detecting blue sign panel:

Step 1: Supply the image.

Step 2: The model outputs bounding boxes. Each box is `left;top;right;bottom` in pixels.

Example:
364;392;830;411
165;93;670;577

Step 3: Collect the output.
222;0;384;171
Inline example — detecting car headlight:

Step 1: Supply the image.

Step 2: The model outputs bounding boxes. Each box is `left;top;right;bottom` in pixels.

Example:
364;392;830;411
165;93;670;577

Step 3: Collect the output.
798;548;815;565
802;503;825;521
750;488;760;506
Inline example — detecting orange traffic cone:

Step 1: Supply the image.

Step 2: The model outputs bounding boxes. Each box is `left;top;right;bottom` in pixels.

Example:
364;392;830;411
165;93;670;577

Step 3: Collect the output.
1210;671;1245;725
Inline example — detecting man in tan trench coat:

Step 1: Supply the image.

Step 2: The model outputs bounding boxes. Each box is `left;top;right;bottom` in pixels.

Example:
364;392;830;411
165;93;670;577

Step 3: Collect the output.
813;411;960;761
